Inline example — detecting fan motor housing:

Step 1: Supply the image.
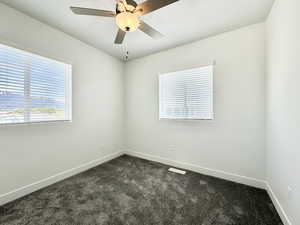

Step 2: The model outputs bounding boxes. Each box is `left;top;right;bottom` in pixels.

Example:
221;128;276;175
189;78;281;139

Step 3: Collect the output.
127;0;138;8
116;0;138;13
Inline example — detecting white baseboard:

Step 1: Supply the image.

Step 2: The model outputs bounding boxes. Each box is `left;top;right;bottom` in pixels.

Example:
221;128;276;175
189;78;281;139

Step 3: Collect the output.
0;149;291;225
124;150;267;189
125;150;292;224
266;183;292;225
0;151;123;206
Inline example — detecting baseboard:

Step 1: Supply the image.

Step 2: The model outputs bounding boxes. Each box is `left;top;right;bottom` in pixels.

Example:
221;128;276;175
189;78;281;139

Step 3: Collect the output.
124;150;267;189
0;151;123;206
0;149;290;225
266;183;292;225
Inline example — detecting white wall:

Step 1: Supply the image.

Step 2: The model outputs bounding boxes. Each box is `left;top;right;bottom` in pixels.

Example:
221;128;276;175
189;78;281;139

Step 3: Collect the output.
125;23;266;182
0;3;124;197
266;0;300;224
3;3;298;224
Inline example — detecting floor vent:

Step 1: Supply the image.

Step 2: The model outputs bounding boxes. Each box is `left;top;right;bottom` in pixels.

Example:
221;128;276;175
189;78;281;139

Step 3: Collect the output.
168;167;186;175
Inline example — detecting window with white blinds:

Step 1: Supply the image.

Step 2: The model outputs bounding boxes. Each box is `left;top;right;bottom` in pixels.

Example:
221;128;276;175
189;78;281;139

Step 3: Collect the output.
159;65;213;120
0;43;72;125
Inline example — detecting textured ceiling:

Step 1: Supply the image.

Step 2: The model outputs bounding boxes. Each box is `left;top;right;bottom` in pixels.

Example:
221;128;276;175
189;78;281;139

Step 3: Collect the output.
0;0;274;60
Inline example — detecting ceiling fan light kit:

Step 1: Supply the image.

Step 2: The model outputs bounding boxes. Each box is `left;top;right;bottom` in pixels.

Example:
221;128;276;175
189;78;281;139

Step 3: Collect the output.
116;12;140;32
71;0;179;44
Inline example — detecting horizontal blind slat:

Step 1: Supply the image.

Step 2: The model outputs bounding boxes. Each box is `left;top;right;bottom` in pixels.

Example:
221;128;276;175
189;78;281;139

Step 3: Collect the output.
0;43;71;124
159;65;213;120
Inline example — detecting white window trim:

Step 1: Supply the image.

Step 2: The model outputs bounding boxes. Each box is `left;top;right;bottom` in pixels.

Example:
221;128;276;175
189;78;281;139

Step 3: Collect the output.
0;43;73;126
158;63;214;121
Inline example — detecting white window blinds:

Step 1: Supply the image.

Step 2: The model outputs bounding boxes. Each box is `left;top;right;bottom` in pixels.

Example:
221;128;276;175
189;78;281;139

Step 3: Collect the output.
0;43;72;125
159;65;213;120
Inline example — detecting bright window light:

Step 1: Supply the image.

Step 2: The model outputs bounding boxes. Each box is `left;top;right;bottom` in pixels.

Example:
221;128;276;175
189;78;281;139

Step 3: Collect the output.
0;43;72;125
159;65;214;120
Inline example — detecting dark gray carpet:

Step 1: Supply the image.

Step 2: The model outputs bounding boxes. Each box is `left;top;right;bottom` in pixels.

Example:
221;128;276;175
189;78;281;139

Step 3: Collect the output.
0;155;283;225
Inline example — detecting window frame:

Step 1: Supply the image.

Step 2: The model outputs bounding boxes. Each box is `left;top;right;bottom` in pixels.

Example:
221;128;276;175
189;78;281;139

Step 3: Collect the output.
158;64;214;121
0;43;73;126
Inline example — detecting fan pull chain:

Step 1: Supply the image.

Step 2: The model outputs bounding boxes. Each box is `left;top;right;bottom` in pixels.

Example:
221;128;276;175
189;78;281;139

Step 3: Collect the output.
124;51;129;61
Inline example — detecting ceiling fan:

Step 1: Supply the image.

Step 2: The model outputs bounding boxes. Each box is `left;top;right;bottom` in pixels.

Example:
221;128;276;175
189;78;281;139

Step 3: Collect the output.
70;0;179;44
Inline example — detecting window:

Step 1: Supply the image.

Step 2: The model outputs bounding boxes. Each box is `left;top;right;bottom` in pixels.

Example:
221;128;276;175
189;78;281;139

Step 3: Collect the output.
159;65;213;120
0;43;72;125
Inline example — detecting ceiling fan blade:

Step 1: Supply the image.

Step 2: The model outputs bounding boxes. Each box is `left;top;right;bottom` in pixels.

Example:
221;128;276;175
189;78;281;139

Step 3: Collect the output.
136;0;179;16
70;7;116;17
114;29;126;44
139;21;163;39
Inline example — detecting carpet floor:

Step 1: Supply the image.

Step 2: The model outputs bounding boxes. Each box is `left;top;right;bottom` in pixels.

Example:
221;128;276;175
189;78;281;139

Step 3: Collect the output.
0;155;283;225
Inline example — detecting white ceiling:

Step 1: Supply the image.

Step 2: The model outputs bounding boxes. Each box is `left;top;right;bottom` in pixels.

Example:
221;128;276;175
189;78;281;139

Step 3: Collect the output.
1;0;274;60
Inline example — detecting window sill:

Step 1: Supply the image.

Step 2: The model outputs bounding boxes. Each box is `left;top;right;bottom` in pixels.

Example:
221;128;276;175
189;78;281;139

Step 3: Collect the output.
0;120;72;127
